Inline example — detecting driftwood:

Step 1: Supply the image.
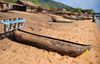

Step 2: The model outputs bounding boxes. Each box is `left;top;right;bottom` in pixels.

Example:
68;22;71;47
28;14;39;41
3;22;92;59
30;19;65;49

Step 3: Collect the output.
13;29;91;57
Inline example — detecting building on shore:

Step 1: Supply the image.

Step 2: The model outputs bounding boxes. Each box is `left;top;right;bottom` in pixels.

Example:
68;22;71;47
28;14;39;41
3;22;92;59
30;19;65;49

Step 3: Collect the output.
0;1;11;12
37;6;47;13
15;0;38;12
56;8;65;12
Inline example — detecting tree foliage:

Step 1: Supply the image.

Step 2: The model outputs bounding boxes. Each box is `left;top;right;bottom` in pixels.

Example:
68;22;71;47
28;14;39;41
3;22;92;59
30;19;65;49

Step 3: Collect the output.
38;0;73;9
65;7;94;14
45;4;50;9
75;8;82;12
65;8;71;11
45;4;57;9
82;9;93;14
65;8;75;12
4;0;15;3
70;8;74;12
31;0;40;6
4;0;95;14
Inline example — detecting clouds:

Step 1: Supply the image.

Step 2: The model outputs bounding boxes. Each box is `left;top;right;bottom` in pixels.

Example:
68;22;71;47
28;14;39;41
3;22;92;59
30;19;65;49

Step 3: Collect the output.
53;0;100;13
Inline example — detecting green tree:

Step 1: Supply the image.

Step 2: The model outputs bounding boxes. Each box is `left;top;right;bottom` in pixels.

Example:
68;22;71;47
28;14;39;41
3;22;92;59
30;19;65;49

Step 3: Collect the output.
75;8;82;12
53;7;57;10
31;0;40;6
4;0;15;3
71;8;74;12
65;8;71;11
45;4;57;10
82;9;93;14
87;9;93;14
45;4;49;9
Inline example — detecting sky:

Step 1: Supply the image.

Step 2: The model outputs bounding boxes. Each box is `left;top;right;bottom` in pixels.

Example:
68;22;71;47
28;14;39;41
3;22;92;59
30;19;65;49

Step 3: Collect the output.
53;0;100;13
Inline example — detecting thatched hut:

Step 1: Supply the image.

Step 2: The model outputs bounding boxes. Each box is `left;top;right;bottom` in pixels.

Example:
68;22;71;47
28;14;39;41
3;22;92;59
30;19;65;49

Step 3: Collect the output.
16;0;38;12
10;3;26;11
56;8;63;12
0;1;11;12
37;6;43;12
42;7;48;13
37;6;47;13
47;9;56;14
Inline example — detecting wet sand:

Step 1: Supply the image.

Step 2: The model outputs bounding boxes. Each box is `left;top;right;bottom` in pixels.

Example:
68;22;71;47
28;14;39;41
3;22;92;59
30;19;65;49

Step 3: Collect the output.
95;17;100;33
0;11;100;64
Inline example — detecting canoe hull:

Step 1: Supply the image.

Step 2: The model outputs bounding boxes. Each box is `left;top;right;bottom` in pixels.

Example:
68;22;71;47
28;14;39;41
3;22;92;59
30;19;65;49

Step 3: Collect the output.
51;16;74;23
13;29;91;57
63;15;80;20
56;19;74;23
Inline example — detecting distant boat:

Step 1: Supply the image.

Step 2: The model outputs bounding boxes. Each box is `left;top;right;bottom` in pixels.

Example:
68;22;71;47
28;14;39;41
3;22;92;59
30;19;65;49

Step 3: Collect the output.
63;15;92;20
51;16;74;23
63;15;79;20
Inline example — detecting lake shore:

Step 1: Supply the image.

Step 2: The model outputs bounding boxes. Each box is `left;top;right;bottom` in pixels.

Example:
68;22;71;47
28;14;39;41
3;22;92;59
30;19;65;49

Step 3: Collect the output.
0;11;100;64
93;22;100;46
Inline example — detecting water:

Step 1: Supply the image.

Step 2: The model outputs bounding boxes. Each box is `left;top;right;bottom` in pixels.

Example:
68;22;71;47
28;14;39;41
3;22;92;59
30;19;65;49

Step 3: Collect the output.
95;16;100;33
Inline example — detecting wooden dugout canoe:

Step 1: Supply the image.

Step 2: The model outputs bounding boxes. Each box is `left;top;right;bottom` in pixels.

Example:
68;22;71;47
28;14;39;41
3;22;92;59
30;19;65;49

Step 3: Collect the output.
51;16;74;23
13;29;91;57
63;15;80;20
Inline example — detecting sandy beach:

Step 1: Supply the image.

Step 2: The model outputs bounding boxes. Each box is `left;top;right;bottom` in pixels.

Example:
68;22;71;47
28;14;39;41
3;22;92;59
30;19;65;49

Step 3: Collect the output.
0;11;100;64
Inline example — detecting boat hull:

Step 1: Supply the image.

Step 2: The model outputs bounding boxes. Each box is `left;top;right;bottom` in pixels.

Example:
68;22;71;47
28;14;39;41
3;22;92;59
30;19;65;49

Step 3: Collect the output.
51;16;74;23
13;29;91;57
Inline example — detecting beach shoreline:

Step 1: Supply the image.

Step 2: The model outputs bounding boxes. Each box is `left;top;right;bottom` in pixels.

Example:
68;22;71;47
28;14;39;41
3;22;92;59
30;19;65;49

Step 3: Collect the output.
93;22;100;45
0;11;100;64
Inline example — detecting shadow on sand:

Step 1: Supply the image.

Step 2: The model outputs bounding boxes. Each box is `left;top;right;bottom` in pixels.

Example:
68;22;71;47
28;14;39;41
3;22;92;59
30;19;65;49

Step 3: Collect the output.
0;31;18;42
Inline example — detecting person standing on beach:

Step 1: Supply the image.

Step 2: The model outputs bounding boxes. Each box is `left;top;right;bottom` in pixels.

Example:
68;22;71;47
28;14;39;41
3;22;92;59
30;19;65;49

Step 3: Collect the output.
92;14;95;22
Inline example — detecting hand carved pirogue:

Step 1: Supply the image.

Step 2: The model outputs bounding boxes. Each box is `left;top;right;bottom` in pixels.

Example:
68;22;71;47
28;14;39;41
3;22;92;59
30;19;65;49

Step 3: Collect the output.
13;29;91;57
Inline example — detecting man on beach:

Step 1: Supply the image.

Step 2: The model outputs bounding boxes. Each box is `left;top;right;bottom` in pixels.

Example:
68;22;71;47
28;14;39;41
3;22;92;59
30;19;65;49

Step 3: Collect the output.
92;15;95;22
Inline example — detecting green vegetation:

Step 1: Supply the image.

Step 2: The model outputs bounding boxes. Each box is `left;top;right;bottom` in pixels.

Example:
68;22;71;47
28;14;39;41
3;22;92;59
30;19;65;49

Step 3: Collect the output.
4;0;73;10
65;8;71;11
66;7;94;14
75;8;82;12
70;8;74;12
66;8;82;12
4;0;15;3
38;0;73;9
22;0;40;6
4;0;71;8
45;4;57;9
4;0;94;14
82;9;93;14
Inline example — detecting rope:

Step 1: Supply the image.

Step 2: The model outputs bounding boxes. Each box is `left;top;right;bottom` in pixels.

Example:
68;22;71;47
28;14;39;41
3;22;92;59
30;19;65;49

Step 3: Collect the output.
88;45;100;48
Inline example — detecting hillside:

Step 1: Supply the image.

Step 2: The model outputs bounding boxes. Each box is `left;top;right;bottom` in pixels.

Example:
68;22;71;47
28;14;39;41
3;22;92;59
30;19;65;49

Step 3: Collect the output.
38;0;73;9
3;0;73;9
